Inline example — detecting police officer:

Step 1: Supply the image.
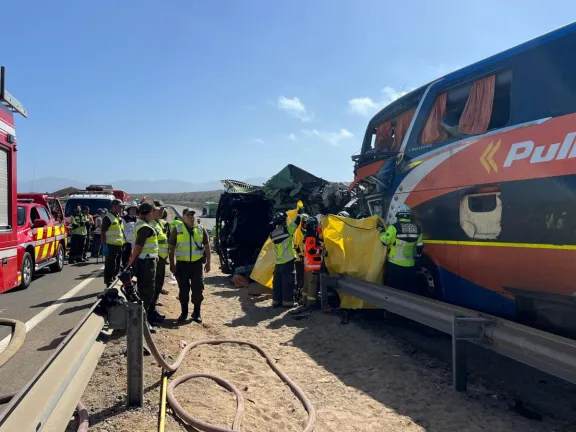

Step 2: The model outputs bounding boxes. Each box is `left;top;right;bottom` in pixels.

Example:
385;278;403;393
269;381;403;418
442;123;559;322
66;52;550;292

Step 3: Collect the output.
269;211;301;308
101;199;126;286
149;200;169;322
127;201;160;326
69;206;88;264
168;208;211;323
379;204;423;291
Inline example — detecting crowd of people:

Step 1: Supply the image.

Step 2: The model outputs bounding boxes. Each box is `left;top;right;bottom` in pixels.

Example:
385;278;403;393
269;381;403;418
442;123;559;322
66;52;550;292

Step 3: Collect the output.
69;200;211;332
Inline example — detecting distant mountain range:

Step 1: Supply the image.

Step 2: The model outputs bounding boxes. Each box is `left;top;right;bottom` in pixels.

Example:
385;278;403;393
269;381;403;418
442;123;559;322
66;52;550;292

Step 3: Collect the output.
18;176;268;194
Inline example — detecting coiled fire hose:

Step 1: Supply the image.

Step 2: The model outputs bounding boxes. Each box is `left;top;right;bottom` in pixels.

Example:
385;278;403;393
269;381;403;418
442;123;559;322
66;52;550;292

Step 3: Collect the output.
0;317;89;431
142;324;317;432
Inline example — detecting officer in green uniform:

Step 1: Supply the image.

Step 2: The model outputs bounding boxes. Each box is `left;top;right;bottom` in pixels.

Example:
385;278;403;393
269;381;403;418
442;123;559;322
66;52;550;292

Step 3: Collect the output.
379;204;423;292
69;205;89;264
149;200;169;322
269;211;302;308
101;199;126;286
127;201;160;326
168;208;211;323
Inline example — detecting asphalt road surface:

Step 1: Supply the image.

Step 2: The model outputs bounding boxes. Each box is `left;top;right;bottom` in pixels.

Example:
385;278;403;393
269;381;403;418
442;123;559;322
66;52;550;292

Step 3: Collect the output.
169;204;215;232
0;259;106;395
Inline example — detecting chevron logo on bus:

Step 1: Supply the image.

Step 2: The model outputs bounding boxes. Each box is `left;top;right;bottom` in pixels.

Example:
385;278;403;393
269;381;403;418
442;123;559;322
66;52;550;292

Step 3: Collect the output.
480;140;501;174
503;132;576;168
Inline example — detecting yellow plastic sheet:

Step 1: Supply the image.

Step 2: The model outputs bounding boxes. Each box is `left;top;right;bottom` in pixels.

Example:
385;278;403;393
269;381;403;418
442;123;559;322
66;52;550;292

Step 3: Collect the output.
250;208;302;288
322;215;387;309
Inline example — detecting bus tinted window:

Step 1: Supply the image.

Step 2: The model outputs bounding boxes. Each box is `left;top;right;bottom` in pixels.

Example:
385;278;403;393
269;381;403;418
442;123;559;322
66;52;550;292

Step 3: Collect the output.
512;32;576;123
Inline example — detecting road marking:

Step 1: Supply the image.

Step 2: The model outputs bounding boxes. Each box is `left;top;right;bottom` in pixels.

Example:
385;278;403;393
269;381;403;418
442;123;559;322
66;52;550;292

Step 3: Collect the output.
0;266;104;351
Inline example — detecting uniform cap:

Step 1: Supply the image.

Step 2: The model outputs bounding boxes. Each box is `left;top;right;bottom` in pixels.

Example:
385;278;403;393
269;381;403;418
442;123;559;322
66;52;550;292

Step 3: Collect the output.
153;200;166;208
139;202;159;215
112;199;125;207
183;208;195;216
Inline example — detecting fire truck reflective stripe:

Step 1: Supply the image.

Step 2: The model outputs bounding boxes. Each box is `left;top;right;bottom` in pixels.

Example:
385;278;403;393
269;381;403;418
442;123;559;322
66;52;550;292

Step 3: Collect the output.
34;246;41;260
41;243;50;259
0;248;17;259
17;275;22;282
54;226;60;236
36;228;44;240
426;240;576;250
49;241;55;256
47;226;53;238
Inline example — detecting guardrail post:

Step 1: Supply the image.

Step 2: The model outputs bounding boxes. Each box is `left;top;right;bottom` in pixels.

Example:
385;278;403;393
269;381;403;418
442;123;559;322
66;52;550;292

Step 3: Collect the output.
452;316;490;392
126;302;144;407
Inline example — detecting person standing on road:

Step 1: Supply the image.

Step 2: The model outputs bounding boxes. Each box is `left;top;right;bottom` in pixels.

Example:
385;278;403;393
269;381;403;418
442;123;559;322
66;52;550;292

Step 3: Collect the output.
169;208;211;323
101;199;126;286
122;202;139;269
269;210;301;308
91;209;104;258
126;201;161;327
379;204;423;292
149;200;169;322
82;206;94;261
69;205;88;264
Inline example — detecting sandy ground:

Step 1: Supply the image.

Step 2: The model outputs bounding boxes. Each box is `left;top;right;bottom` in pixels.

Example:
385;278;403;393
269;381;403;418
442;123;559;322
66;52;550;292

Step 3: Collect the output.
67;253;576;432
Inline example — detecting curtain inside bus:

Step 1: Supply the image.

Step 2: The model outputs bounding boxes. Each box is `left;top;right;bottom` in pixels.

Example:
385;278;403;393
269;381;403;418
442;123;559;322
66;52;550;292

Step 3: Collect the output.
392;109;415;151
375;121;393;150
459;74;496;135
421;92;448;144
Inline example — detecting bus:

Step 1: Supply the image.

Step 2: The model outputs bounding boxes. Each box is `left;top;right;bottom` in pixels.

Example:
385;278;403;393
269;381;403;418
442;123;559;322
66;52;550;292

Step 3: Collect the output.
351;22;576;337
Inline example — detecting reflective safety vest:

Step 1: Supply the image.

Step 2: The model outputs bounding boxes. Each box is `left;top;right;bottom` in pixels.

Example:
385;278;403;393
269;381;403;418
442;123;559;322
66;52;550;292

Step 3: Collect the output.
379;218;423;267
134;219;158;259
270;223;297;265
70;214;88;236
152;219;168;259
303;236;322;272
175;223;205;262
105;213;126;246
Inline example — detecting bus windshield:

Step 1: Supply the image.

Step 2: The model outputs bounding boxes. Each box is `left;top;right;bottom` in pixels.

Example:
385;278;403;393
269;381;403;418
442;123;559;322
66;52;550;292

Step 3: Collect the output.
65;198;112;217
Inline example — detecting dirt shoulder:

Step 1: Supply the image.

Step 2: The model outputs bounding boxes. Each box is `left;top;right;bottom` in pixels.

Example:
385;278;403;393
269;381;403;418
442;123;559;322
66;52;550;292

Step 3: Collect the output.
70;253;575;431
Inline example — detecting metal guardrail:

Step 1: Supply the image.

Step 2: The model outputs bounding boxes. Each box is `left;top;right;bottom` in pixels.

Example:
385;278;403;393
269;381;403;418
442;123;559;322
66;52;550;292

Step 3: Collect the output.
321;274;576;391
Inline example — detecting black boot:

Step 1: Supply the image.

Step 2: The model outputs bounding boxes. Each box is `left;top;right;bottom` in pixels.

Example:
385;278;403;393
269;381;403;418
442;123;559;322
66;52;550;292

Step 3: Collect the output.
191;304;202;323
178;305;188;323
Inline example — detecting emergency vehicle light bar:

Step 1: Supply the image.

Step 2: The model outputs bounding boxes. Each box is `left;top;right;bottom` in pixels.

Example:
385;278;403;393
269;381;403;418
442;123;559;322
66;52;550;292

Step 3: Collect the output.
0;67;28;118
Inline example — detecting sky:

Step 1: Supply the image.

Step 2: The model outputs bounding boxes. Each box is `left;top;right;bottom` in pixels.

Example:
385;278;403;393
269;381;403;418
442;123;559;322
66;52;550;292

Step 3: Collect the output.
3;1;576;184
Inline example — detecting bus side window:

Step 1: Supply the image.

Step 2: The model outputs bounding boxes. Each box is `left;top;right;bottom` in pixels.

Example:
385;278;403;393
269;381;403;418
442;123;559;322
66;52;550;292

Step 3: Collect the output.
459;193;502;239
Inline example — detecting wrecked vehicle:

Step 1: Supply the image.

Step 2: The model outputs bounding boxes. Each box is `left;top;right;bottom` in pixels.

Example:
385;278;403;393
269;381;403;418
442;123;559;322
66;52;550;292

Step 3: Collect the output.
214;180;275;275
214;165;352;275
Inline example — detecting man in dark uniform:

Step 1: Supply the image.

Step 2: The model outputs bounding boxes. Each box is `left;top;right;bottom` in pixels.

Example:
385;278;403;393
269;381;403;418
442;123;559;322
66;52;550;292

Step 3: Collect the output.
168;208;211;323
126;201;161;327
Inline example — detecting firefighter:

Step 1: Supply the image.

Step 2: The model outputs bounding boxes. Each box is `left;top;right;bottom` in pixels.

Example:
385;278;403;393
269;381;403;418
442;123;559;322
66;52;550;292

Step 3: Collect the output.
149;200;169;322
293;216;323;313
169;208;211;323
379;204;423;292
126;201;160;327
269;210;301;308
101;199;126;286
293;214;308;304
122;202;138;269
69;206;88;264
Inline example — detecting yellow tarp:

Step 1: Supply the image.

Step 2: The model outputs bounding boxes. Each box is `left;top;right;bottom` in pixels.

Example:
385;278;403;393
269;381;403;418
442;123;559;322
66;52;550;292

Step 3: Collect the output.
322;215;386;309
250;212;387;310
250;208;302;288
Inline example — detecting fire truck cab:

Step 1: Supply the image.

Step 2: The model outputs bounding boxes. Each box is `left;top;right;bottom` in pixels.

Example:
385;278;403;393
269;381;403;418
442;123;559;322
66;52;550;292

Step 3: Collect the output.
15;194;68;289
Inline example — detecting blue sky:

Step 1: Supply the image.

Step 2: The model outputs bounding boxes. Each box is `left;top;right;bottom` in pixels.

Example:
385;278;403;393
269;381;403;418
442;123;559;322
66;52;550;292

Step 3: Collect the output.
3;1;575;184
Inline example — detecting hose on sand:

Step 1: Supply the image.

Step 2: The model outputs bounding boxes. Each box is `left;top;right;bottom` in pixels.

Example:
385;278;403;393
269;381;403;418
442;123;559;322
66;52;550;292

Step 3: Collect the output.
143;325;317;432
0;318;26;368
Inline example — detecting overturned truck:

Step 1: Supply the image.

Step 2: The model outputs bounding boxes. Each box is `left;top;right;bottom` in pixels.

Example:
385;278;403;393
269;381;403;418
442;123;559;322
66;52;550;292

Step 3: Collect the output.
214;164;351;275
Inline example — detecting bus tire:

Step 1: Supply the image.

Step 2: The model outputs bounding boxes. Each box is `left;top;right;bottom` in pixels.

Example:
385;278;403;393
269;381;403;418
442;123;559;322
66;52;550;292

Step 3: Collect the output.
50;243;65;273
415;258;443;300
20;252;34;290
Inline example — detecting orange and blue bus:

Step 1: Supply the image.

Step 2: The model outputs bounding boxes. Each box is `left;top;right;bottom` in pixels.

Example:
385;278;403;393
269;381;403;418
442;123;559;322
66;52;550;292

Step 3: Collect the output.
351;22;576;337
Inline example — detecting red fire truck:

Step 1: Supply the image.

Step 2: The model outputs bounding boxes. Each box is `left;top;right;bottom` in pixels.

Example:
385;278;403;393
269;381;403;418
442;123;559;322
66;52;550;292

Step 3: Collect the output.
0;67;69;293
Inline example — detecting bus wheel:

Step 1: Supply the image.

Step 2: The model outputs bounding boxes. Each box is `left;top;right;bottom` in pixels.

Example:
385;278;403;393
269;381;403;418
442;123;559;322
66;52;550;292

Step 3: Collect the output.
20;252;34;289
415;261;442;300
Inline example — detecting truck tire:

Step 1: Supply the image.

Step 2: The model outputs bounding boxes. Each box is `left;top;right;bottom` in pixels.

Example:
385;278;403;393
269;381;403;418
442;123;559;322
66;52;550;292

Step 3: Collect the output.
20;252;34;290
415;258;443;300
50;243;65;272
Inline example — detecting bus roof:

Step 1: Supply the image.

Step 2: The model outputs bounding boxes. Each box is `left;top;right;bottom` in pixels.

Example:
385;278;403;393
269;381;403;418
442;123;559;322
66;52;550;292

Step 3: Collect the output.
368;21;576;127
